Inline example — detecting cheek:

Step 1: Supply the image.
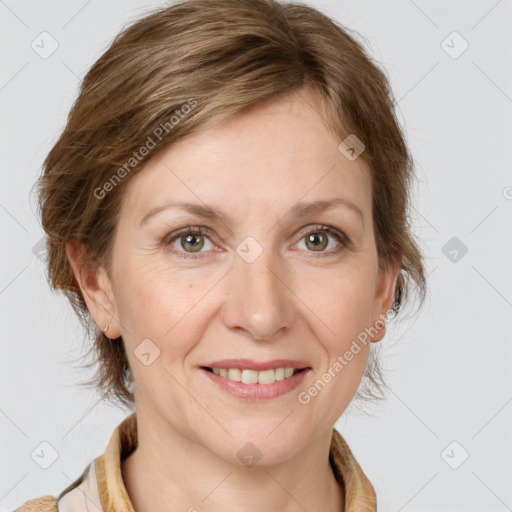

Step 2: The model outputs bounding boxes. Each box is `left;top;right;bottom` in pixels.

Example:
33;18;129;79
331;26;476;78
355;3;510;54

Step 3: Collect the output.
299;272;374;415
298;264;376;397
115;258;194;326
298;263;376;342
115;272;203;393
114;265;215;367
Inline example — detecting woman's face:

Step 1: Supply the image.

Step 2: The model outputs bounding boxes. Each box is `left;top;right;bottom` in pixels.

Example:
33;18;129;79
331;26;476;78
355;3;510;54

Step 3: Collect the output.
80;88;399;463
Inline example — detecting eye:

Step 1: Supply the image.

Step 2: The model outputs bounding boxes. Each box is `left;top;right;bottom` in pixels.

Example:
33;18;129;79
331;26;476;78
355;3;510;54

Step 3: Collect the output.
163;224;350;260
166;227;216;259
294;224;349;256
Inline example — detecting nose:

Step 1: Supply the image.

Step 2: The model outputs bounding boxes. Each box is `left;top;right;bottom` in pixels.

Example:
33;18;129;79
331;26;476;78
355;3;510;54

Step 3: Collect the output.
221;244;296;341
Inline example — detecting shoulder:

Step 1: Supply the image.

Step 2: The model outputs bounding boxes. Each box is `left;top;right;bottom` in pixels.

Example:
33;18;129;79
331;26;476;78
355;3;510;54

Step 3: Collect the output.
14;495;58;511
14;461;94;512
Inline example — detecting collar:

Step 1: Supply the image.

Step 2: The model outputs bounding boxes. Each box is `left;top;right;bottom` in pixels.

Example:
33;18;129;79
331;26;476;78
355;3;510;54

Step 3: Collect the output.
59;412;376;511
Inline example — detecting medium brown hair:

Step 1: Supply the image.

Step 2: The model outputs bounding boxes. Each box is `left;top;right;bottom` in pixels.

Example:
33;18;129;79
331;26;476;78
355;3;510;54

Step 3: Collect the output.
34;0;427;410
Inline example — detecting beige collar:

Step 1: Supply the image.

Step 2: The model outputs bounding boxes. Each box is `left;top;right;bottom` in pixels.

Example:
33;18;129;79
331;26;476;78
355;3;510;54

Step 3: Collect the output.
58;412;376;511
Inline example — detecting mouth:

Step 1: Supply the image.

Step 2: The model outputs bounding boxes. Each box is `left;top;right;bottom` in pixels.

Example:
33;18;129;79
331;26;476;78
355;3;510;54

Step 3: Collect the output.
199;365;311;400
200;366;308;384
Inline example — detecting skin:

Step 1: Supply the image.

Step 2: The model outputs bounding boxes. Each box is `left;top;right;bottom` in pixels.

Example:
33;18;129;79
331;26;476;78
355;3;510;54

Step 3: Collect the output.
67;86;401;512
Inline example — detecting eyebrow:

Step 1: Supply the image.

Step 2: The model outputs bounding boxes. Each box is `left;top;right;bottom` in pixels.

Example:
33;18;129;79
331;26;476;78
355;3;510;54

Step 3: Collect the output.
139;197;364;228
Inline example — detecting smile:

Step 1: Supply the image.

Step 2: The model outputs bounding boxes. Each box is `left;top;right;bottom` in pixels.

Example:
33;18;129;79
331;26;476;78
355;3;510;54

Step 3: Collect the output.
203;366;303;384
200;367;311;400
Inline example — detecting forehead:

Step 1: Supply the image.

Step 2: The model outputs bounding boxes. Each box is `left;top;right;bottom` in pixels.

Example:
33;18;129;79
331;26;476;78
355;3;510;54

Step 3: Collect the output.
121;88;372;225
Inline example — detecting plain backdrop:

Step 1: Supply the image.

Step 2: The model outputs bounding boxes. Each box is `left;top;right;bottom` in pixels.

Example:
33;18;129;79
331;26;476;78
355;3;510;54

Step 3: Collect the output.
1;0;511;510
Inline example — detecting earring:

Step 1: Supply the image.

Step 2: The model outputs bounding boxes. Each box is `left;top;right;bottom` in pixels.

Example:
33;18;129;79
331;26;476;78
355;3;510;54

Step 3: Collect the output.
103;315;114;338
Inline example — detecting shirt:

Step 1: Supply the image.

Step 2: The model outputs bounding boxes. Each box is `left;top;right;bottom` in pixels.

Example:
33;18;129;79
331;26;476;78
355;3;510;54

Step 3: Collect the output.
15;411;377;511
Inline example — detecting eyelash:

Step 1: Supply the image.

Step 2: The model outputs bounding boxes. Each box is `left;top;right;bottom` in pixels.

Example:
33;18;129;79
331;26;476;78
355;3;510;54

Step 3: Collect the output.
162;224;351;260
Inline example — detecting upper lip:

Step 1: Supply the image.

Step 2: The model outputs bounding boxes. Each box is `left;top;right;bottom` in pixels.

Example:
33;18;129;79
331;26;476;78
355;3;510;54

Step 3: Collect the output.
202;359;312;371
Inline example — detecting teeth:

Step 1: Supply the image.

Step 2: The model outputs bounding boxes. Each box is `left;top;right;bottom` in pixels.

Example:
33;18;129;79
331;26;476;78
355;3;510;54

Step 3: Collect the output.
228;368;242;381
210;367;299;385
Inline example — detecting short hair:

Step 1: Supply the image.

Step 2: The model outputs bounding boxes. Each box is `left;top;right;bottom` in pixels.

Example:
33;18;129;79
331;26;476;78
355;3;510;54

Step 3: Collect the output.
35;0;427;410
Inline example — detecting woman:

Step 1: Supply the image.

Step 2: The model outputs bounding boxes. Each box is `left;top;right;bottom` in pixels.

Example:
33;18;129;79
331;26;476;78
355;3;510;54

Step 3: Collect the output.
17;0;426;510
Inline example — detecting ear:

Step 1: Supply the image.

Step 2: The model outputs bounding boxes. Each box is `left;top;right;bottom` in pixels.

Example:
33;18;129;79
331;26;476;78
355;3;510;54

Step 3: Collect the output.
66;242;121;339
370;251;402;343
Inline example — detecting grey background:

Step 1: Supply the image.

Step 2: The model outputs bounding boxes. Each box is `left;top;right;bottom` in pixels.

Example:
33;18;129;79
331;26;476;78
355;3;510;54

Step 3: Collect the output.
1;0;511;510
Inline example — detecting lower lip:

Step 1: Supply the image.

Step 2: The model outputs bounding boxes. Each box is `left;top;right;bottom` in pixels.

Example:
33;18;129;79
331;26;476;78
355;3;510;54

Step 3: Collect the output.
200;367;311;401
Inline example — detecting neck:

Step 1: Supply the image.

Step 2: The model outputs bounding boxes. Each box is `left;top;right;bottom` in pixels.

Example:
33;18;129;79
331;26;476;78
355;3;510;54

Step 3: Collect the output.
121;405;345;512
